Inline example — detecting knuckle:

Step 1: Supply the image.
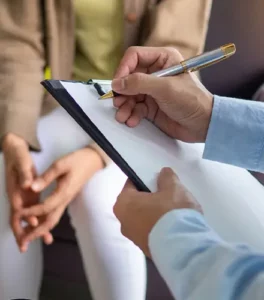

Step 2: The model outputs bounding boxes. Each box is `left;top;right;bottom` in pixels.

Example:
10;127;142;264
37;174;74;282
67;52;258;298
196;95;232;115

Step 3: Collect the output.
113;202;119;218
126;46;138;55
120;225;126;236
164;47;184;63
46;219;54;230
164;46;178;54
52;161;63;173
120;225;127;237
40;204;51;215
166;168;178;180
44;204;52;214
131;73;144;86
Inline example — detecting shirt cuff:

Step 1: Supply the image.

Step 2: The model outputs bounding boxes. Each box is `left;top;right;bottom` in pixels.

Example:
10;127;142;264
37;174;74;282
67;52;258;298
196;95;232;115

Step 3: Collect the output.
203;95;264;172
148;209;222;292
149;209;213;257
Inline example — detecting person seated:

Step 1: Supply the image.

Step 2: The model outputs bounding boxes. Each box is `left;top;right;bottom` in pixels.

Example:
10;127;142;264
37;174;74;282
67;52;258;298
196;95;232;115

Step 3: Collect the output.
0;1;212;299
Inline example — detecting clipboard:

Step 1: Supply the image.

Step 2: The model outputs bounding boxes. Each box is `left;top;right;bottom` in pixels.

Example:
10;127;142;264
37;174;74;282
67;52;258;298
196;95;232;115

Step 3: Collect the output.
42;79;150;192
41;79;264;251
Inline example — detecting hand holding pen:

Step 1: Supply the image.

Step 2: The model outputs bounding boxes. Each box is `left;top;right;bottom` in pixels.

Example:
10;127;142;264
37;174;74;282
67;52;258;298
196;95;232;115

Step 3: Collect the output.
100;43;235;99
107;45;236;143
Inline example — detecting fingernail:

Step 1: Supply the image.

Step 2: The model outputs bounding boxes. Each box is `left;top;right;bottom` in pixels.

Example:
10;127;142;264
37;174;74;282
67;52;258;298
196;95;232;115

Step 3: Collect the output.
31;218;38;227
112;78;126;91
20;242;28;253
32;181;41;191
161;167;173;175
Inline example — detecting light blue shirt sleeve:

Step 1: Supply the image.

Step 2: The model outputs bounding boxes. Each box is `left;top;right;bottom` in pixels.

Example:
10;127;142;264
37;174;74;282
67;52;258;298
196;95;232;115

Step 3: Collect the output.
149;209;264;300
148;96;264;299
203;96;264;172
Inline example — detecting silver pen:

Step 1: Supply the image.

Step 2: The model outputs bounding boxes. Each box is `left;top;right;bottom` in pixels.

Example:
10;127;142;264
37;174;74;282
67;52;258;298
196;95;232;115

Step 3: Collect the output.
99;43;236;99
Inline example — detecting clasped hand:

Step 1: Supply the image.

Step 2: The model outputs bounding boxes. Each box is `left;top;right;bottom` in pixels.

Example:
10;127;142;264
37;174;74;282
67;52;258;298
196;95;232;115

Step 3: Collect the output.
3;133;103;252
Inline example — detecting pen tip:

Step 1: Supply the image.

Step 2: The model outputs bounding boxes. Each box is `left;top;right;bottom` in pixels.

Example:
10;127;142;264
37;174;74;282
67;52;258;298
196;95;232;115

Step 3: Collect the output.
99;91;114;100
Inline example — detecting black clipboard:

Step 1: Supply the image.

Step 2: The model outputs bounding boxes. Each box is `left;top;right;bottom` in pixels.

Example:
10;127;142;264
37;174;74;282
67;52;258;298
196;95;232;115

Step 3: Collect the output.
41;80;150;192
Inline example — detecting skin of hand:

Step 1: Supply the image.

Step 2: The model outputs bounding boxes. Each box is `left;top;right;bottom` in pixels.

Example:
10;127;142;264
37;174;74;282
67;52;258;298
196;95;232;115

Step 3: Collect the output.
253;83;264;102
2;133;53;252
112;46;214;143
114;168;202;257
18;146;104;252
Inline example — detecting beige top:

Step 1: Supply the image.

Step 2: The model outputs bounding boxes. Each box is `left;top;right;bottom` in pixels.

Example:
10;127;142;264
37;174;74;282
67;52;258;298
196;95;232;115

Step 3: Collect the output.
0;0;212;163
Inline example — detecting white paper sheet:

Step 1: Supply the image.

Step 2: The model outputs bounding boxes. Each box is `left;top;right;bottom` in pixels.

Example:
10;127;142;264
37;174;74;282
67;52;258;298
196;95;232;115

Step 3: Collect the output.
62;81;264;251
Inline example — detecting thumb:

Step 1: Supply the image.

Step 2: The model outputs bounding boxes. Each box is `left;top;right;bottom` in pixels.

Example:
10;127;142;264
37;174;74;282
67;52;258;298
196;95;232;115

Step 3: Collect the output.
157;167;179;192
31;161;66;192
112;73;165;97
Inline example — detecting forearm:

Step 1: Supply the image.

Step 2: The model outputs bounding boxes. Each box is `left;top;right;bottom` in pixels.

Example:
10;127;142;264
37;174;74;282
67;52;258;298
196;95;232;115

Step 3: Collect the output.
204;96;264;172
88;141;111;167
149;209;264;300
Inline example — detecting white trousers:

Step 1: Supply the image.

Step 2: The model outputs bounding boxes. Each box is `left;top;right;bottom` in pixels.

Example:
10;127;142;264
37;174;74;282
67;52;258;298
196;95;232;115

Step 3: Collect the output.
0;106;146;300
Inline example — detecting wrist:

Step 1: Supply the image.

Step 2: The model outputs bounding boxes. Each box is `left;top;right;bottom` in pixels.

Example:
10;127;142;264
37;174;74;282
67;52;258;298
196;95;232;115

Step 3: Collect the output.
2;133;28;151
84;146;105;170
1;132;29;153
197;92;214;143
88;143;110;167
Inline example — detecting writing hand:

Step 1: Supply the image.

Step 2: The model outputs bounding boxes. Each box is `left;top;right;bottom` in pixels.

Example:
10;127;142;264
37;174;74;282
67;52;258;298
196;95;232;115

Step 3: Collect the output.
112;47;213;143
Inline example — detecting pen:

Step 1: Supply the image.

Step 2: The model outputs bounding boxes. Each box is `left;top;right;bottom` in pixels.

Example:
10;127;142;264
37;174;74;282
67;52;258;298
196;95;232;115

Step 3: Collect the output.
99;43;236;100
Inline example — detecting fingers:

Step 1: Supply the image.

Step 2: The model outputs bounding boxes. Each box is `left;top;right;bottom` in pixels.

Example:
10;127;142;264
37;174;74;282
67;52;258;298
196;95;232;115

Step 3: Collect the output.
157;168;179;191
26;216;39;227
31;160;67;192
112;73;165;98
21;186;65;217
114;179;135;217
115;97;136;123
10;213;31;252
10;212;41;251
114;46;183;78
20;230;54;253
10;212;24;245
254;85;264;101
43;232;54;245
22;170;74;218
126;103;148;127
8;179;23;211
114;47;162;78
21;204;65;246
113;96;127;108
14;146;34;188
3;134;35;188
20;230;54;252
